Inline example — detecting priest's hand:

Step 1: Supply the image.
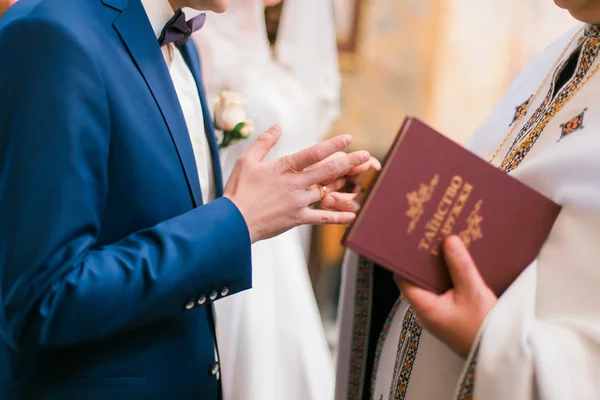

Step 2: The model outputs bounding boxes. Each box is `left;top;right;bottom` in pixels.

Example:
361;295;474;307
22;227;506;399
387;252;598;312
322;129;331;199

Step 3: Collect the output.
395;236;497;358
225;126;371;243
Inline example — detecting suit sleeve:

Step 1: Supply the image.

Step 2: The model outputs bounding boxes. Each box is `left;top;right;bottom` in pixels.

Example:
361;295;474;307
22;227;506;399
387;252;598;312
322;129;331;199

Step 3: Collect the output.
0;18;252;351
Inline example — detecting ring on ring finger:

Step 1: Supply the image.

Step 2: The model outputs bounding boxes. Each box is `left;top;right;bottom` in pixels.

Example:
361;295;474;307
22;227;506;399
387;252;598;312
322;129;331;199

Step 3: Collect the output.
319;184;329;199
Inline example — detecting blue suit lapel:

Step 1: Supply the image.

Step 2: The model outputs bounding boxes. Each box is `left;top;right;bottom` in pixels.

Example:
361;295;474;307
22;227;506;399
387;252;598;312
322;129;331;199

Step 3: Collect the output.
179;42;225;198
110;0;204;206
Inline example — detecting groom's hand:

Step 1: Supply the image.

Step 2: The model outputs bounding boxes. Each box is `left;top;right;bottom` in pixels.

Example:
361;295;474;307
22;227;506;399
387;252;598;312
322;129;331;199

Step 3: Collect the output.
224;125;370;243
0;0;17;17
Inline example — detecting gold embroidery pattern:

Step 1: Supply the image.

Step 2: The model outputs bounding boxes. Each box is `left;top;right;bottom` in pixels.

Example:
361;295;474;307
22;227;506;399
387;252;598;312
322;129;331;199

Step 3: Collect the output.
509;95;532;127
508;78;555;149
500;31;600;172
559;107;588;140
459;200;484;247
386;307;413;399
586;24;600;39
456;344;480;400
347;257;374;400
406;175;440;234
370;296;403;397
389;307;423;400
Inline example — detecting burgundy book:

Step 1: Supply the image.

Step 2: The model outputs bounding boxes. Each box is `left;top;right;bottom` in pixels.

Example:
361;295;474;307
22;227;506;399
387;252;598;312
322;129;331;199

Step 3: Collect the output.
343;117;561;296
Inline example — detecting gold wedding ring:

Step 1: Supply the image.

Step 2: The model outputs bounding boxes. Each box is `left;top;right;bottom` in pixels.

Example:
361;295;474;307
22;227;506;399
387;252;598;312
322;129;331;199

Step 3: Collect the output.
320;184;327;199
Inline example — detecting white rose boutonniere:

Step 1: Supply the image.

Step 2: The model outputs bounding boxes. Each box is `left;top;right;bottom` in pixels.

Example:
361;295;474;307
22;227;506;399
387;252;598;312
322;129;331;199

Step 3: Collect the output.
213;91;254;149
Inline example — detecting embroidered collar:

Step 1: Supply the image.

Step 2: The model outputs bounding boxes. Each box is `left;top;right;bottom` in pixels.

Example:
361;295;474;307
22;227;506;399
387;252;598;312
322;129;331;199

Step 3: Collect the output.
584;24;600;38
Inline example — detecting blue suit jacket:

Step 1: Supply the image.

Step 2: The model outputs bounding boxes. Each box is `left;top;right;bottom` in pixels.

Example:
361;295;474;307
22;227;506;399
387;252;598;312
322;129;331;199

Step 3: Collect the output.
0;0;252;398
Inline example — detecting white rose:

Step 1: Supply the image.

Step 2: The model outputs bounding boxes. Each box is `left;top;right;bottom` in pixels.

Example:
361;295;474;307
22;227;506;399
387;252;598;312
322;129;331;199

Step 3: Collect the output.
214;91;247;132
240;120;254;138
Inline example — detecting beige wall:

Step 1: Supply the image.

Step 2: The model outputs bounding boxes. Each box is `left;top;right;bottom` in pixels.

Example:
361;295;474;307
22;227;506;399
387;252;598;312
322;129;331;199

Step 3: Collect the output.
332;0;576;157
429;0;576;144
331;0;444;158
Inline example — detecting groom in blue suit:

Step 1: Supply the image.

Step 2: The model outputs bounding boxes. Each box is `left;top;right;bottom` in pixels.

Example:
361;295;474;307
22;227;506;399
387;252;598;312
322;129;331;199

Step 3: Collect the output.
0;0;371;398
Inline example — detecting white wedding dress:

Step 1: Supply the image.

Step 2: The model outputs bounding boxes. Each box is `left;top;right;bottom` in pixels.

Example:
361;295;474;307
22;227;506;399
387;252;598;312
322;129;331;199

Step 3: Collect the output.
193;1;340;399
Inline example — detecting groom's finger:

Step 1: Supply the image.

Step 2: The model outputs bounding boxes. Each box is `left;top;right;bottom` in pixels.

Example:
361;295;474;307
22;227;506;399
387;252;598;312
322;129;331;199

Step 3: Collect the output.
312;152;347;186
282;135;353;173
299;209;356;226
304;178;346;205
244;125;282;163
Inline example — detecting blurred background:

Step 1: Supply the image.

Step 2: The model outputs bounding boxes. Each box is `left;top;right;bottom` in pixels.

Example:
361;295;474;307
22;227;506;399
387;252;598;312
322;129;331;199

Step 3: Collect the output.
265;0;577;350
0;1;582;399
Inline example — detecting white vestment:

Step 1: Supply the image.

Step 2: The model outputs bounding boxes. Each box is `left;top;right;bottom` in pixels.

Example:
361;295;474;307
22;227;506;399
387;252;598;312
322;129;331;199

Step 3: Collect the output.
336;23;600;400
193;2;340;399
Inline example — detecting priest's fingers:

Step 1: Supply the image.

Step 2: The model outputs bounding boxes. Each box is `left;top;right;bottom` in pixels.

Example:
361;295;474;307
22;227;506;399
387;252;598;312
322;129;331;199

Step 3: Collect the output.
321;192;359;213
346;157;382;179
443;236;487;293
282;135;353;173
393;274;403;291
301;151;370;187
244;125;282;163
325;177;348;193
315;154;380;186
396;278;440;316
299;209;356;226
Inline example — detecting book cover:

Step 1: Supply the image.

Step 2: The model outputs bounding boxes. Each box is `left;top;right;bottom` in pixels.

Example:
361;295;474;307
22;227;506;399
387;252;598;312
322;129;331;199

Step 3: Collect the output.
343;117;561;296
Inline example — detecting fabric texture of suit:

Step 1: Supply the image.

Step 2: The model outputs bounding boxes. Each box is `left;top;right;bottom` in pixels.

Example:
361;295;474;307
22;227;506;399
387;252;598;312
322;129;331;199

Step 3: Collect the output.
0;0;252;398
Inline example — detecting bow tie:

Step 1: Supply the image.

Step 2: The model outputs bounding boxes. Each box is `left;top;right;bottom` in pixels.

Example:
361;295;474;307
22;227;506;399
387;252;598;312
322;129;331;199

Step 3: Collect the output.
158;9;206;48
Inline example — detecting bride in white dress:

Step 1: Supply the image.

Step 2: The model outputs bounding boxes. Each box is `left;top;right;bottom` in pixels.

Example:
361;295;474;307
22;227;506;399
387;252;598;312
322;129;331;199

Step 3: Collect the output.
193;1;340;399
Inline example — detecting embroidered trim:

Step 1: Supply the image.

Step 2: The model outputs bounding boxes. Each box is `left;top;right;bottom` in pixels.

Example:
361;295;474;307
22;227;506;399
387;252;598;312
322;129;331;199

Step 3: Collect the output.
500;32;600;172
386;306;413;399
507;74;556;150
559;107;587;140
456;344;480;400
392;310;423;400
346;257;374;400
369;296;403;396
585;24;600;39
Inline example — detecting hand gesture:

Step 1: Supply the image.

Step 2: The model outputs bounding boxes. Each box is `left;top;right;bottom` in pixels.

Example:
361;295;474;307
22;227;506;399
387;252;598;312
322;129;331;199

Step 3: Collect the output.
319;153;382;213
224;126;371;242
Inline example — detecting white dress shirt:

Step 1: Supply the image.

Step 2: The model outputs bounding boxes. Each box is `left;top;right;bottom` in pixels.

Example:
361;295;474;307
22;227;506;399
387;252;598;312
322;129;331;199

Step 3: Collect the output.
140;0;221;379
141;0;215;204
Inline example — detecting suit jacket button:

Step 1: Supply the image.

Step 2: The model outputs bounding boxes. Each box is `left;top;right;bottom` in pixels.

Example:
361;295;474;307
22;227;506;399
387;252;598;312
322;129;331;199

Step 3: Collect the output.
220;287;229;297
197;295;207;305
184;301;195;310
211;362;220;375
210;291;218;301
